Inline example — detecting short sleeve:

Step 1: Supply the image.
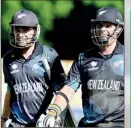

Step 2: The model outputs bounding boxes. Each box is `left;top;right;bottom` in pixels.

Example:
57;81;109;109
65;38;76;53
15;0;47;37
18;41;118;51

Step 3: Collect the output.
51;51;67;92
3;59;11;90
66;56;82;92
3;61;10;84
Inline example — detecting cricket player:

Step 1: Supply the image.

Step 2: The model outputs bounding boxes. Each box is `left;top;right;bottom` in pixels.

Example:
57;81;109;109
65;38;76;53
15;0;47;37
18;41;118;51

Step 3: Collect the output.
36;7;124;128
1;9;67;127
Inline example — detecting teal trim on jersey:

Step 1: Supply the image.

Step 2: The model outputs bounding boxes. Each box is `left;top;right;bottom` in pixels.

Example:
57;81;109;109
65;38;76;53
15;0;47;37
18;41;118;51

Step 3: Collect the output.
7;84;11;91
67;79;80;92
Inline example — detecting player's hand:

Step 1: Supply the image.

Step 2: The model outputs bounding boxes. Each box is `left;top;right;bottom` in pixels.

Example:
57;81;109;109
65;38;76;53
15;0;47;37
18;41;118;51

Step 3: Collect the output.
36;114;55;127
36;113;61;127
36;104;62;127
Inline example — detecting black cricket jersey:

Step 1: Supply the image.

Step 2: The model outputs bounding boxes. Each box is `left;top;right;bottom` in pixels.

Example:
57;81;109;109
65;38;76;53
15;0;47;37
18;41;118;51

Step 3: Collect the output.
67;42;124;125
3;42;67;124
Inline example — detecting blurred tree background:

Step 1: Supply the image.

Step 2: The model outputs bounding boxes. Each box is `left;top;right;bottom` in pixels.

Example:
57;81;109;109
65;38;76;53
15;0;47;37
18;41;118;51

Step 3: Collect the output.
2;0;124;59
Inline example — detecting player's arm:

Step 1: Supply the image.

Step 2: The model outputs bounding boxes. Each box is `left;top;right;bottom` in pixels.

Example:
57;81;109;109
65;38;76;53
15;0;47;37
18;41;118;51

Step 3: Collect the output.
36;57;81;127
36;85;75;127
2;57;12;127
51;85;75;112
2;58;11;119
2;89;11;119
1;89;11;127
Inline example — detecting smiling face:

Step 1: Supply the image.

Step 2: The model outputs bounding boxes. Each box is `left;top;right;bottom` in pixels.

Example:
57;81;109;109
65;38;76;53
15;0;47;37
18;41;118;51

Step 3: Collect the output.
91;22;123;47
13;26;36;48
9;26;37;49
96;22;117;43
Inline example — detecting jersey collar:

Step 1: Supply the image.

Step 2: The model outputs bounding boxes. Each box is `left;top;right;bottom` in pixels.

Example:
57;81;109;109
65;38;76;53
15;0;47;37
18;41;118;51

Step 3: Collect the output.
97;42;124;58
13;41;43;59
30;41;43;59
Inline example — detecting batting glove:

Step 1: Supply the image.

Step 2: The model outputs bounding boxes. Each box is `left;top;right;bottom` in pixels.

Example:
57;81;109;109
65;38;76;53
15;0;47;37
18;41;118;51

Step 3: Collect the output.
36;104;62;127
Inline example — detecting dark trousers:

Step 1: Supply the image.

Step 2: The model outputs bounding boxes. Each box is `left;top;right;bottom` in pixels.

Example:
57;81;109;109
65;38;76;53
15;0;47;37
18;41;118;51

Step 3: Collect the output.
78;118;124;128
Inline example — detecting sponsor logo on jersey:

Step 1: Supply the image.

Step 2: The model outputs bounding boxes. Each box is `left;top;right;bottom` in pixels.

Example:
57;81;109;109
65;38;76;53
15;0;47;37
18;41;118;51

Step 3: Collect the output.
12;64;18;69
88;61;99;71
87;79;120;91
110;54;124;76
10;64;20;74
31;62;46;76
113;60;123;68
111;60;124;76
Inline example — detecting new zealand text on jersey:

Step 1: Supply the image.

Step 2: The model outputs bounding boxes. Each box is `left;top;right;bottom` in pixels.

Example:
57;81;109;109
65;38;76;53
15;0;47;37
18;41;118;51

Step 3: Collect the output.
13;82;46;94
87;79;120;90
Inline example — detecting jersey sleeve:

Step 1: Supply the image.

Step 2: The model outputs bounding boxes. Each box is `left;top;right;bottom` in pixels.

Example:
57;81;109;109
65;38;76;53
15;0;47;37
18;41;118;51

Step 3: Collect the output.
3;60;10;83
3;59;11;90
66;55;82;92
51;50;67;92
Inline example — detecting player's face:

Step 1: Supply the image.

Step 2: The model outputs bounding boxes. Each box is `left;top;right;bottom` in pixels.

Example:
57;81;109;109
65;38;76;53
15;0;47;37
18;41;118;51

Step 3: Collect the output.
95;22;117;43
91;21;123;47
14;26;36;48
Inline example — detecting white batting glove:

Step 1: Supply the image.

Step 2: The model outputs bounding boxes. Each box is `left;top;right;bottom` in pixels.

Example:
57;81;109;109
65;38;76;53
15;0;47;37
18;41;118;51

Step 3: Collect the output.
36;114;62;127
36;104;62;127
36;114;55;127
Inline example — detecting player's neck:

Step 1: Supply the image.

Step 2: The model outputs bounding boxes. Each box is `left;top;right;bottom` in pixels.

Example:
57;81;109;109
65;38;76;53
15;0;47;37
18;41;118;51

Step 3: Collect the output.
99;40;117;55
22;43;35;59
